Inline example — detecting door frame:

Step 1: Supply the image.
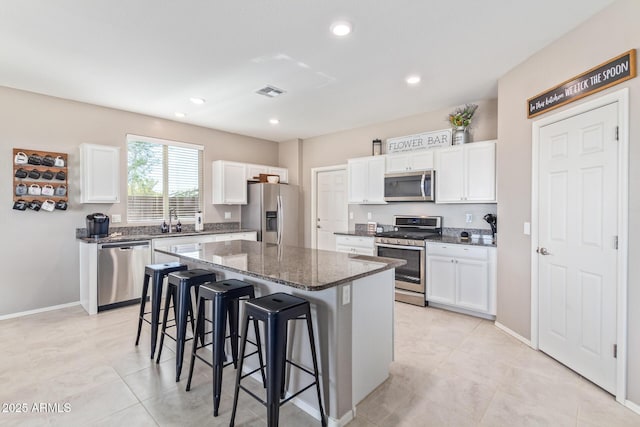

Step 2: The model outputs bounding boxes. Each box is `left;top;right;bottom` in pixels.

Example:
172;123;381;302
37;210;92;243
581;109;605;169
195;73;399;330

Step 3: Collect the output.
310;164;348;250
530;88;629;402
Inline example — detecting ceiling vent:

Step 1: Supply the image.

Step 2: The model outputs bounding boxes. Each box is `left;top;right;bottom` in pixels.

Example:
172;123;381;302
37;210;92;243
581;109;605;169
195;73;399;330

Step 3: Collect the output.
256;85;286;98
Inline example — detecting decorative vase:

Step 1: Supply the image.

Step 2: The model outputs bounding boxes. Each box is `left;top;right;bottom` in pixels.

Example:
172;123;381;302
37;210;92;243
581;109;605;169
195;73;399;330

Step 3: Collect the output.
452;126;470;145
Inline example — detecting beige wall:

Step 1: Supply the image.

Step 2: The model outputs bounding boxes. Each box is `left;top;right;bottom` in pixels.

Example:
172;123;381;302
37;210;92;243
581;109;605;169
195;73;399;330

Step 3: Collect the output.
497;0;640;403
278;138;304;246
0;86;278;316
300;99;498;247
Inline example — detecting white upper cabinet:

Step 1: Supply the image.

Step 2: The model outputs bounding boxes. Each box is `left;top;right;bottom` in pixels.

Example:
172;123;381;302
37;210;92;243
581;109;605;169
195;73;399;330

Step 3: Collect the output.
435;140;496;203
212;160;247;204
267;167;288;183
245;163;288;183
80;143;120;203
348;156;386;204
385;151;434;173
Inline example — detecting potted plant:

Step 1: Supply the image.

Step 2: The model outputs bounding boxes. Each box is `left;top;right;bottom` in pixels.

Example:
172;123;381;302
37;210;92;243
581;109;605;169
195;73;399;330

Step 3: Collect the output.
448;104;478;144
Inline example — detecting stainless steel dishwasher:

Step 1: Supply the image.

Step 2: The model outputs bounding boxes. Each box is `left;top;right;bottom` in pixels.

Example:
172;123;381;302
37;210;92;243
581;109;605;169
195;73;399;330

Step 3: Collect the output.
97;240;151;311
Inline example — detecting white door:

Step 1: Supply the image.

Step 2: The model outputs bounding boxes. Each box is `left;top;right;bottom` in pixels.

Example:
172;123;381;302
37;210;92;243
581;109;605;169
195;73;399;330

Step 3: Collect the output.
538;102;618;393
316;169;348;251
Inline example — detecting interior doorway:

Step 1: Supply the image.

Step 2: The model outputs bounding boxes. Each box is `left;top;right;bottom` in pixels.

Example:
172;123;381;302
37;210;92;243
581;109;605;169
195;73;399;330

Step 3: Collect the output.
311;165;348;251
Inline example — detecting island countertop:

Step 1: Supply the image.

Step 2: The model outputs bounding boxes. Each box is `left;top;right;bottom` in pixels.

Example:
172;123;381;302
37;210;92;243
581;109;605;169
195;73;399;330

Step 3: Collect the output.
155;240;405;291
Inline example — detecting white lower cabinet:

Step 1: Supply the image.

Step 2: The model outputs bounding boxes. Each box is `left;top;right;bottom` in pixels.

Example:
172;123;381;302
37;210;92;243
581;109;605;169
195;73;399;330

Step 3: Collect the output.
335;235;375;256
426;243;496;316
211;231;257;242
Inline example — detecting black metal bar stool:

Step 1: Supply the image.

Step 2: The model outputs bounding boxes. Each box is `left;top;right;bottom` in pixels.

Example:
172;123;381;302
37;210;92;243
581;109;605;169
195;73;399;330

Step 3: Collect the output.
185;279;266;417
135;262;188;359
156;269;216;381
230;292;326;427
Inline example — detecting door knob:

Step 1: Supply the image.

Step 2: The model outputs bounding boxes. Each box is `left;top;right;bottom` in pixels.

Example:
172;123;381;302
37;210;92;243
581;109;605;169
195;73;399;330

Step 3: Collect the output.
538;247;551;255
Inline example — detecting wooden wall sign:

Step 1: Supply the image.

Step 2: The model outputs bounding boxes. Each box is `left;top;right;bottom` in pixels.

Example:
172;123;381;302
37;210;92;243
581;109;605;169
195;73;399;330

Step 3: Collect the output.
386;128;452;154
527;49;636;118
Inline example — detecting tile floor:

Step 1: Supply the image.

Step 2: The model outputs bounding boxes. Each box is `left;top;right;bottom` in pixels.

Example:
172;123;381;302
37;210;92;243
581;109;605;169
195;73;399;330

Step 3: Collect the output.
0;302;638;426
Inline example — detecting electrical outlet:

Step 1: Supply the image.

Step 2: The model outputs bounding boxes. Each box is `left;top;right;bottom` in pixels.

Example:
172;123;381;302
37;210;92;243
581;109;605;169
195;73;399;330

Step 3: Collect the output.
112;214;121;223
224;212;231;219
524;222;531;235
342;285;351;305
349;211;354;220
367;212;372;220
465;213;473;223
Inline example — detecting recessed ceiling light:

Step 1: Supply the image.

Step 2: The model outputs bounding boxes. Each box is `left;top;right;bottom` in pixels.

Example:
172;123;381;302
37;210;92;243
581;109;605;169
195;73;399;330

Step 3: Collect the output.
190;97;206;105
406;75;421;85
269;118;280;125
330;21;352;37
175;112;186;118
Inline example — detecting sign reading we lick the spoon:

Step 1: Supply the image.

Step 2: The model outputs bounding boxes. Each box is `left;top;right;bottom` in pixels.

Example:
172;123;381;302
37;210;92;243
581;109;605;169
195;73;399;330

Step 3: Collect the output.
527;49;636;118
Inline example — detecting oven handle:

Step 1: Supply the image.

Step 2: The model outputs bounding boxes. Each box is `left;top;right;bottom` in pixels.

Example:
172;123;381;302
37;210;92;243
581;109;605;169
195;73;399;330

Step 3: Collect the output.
375;243;425;251
420;172;426;198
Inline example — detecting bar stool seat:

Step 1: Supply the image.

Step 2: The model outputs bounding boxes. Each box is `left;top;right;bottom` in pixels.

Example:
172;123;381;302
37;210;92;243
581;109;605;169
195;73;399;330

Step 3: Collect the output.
185;279;266;417
156;268;216;381
230;292;326;427
135;262;188;359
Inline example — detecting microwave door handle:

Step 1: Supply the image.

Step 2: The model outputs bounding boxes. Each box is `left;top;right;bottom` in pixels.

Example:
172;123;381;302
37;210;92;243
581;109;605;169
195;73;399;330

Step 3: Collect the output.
420;173;426;198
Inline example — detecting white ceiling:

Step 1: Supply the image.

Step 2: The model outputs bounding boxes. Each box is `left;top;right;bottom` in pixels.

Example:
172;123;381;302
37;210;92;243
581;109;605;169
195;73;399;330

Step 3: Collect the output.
0;0;613;142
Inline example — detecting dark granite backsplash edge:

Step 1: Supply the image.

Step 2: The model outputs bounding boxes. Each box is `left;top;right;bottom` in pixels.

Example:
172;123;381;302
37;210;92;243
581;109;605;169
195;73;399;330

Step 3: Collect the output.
76;222;241;238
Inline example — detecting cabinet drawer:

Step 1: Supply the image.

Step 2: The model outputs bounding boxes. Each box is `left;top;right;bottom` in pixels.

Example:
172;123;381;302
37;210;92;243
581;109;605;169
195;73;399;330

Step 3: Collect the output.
335;235;374;249
427;243;488;260
336;245;374;256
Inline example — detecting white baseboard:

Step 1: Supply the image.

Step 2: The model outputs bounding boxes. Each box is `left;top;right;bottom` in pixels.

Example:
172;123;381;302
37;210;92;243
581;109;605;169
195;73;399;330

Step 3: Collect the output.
494;321;533;348
625;399;640;415
0;301;81;321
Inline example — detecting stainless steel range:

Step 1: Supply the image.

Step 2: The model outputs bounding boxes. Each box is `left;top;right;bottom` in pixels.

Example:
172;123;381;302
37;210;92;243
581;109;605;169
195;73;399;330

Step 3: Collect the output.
375;215;442;306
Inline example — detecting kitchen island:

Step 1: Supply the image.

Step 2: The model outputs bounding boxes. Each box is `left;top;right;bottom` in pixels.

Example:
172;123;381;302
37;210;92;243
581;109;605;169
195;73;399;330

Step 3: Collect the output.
155;240;404;426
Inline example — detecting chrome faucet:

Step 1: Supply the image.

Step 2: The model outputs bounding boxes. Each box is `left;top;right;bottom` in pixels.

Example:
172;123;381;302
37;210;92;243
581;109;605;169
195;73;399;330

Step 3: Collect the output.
168;208;178;233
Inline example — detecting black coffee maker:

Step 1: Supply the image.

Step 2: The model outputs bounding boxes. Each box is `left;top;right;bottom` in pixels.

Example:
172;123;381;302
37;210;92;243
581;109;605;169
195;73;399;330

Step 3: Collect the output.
86;213;110;238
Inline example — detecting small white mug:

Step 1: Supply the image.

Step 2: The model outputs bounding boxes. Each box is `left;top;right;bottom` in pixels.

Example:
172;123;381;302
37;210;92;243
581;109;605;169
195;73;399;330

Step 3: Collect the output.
28;184;41;196
54;156;65;167
14;151;28;164
42;184;55;196
42;199;56;212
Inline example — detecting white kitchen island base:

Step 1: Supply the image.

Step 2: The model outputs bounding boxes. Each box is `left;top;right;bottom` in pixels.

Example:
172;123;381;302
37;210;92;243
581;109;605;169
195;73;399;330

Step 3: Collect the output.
156;240;400;426
198;266;393;426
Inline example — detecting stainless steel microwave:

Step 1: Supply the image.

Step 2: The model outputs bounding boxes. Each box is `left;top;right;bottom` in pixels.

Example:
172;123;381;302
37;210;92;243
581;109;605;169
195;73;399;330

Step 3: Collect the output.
384;170;434;202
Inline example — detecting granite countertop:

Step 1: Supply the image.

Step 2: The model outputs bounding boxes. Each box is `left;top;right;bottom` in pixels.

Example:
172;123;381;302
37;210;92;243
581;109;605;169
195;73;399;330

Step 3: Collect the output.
434;236;496;247
334;231;497;247
77;229;257;244
155;240;405;291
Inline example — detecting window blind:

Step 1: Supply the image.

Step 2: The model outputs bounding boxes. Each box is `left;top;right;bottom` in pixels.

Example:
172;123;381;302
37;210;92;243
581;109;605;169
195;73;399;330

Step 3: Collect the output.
127;136;202;223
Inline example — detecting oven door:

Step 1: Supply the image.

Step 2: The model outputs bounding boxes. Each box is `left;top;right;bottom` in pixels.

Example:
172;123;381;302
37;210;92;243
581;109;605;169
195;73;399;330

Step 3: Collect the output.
376;243;425;293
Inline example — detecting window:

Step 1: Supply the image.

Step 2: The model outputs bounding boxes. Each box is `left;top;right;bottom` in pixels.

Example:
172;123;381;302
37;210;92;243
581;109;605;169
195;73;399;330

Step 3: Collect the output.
127;134;203;222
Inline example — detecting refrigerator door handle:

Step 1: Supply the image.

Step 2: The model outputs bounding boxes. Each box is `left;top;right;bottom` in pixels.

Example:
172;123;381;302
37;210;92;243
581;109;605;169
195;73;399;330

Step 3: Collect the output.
277;195;283;245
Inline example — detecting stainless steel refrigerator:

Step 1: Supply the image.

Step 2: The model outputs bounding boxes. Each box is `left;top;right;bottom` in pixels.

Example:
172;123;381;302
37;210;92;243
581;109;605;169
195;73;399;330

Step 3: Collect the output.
241;183;300;246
